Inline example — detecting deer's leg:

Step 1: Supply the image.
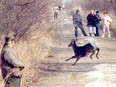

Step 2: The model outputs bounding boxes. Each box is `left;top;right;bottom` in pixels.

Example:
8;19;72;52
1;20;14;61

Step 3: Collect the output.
65;56;76;61
90;51;95;59
96;48;100;59
72;57;80;66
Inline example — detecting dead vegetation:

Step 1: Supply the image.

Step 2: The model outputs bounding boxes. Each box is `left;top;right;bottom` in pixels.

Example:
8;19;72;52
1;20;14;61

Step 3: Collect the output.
0;0;58;86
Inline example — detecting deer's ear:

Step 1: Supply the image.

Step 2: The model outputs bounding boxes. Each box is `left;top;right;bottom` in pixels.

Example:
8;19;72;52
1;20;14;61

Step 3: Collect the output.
73;38;77;41
72;39;75;41
71;38;77;42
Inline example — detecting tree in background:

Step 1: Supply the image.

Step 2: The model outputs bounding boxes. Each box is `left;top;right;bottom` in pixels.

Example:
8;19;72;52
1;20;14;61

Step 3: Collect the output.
0;0;53;40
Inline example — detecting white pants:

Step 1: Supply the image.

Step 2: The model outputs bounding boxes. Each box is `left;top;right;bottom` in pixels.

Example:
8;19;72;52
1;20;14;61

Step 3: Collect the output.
88;27;96;34
102;24;110;36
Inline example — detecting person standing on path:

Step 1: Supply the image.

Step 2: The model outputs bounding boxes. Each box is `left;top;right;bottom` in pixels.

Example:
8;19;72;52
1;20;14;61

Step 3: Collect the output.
73;10;88;39
1;35;25;87
102;12;112;38
54;5;59;19
87;10;97;36
95;11;101;37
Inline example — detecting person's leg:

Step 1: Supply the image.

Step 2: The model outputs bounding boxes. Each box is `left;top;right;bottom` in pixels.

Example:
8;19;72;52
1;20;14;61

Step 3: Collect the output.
89;27;92;36
102;25;106;37
56;12;58;19
54;12;58;19
54;12;56;19
74;26;78;38
95;24;99;36
5;76;21;87
78;24;88;36
107;25;111;38
93;27;96;36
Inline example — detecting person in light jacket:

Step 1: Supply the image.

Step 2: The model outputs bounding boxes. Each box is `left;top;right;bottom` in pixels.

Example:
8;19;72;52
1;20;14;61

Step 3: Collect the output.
1;35;25;87
54;5;59;19
102;12;112;38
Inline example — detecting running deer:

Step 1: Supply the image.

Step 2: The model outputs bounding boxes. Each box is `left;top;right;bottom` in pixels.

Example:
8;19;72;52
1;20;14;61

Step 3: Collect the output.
65;39;100;66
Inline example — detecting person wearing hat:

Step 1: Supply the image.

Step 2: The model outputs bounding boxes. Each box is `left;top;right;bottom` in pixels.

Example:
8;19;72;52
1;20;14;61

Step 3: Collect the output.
1;35;25;87
95;10;101;37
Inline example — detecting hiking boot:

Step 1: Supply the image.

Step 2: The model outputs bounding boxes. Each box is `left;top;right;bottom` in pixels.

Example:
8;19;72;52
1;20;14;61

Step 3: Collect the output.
102;34;104;38
89;33;92;36
84;34;88;36
94;33;97;36
108;34;111;38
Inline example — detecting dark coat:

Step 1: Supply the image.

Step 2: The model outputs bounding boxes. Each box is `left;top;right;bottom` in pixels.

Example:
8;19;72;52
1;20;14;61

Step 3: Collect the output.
87;14;97;26
95;14;101;24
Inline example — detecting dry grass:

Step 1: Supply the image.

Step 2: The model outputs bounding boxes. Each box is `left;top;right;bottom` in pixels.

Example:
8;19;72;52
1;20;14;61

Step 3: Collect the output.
0;22;57;87
15;25;56;86
0;0;57;86
0;0;55;85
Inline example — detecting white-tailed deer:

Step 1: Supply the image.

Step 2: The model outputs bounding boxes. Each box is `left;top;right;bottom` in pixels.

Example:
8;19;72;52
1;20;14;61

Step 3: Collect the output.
65;39;100;66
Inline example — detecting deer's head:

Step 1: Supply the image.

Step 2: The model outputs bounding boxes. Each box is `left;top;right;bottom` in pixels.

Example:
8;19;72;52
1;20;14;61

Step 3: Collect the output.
68;39;76;47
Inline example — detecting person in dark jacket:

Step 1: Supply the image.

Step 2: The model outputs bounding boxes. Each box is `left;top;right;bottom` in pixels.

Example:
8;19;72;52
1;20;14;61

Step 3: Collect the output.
1;35;25;87
95;11;101;37
87;10;97;36
73;10;87;39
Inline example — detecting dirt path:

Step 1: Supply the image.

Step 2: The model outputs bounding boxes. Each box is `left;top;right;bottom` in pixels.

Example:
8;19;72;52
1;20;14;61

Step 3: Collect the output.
39;10;116;87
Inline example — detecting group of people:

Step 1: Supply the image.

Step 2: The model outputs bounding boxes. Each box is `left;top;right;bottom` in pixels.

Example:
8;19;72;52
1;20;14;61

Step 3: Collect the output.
54;5;65;19
73;9;112;39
